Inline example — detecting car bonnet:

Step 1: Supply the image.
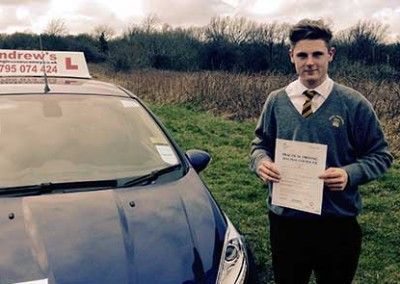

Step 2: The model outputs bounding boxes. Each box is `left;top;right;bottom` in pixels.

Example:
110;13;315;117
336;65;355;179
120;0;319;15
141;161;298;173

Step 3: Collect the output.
0;168;226;284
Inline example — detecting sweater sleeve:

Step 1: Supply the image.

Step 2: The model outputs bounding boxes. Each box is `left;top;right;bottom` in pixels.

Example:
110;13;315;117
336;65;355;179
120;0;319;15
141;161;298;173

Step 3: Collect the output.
342;97;393;187
250;93;277;174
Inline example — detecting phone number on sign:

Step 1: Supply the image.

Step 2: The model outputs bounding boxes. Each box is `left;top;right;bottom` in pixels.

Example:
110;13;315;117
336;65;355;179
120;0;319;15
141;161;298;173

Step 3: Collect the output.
0;64;58;73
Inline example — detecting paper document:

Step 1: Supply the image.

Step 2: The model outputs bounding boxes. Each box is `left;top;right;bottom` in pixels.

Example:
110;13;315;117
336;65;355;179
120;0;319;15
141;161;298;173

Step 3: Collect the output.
272;139;327;215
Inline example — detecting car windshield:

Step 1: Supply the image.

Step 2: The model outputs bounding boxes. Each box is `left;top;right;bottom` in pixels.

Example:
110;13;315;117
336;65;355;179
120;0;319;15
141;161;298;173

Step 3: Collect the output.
0;94;180;188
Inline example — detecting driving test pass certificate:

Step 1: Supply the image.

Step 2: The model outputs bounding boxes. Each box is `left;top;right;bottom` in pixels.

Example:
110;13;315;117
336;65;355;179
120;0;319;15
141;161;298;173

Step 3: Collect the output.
272;139;327;215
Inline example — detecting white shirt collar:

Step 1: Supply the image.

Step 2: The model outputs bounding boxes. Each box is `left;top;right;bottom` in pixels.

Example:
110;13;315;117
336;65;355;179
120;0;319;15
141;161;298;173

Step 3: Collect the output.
286;76;334;99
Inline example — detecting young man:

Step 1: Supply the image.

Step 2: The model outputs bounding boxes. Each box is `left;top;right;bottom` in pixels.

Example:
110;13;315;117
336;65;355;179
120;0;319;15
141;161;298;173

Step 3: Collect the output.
250;19;393;284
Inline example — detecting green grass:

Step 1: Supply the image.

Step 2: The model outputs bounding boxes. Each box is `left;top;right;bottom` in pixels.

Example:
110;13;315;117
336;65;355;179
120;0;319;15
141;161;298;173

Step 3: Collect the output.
149;103;400;284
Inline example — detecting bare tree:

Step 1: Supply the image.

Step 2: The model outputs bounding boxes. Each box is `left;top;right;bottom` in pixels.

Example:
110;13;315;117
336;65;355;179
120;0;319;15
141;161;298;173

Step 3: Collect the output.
262;22;290;68
336;20;389;46
141;14;161;33
44;18;69;36
335;29;353;45
206;16;268;44
92;24;116;41
123;22;142;40
350;20;389;44
225;17;255;44
205;16;229;42
186;26;207;42
336;20;389;64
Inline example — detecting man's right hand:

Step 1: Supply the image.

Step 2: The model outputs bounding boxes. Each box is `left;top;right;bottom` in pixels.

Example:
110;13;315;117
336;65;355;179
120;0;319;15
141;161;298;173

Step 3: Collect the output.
257;160;281;183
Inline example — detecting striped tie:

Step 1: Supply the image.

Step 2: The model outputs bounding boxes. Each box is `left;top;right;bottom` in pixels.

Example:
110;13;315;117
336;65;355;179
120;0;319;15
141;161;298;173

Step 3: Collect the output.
302;90;318;118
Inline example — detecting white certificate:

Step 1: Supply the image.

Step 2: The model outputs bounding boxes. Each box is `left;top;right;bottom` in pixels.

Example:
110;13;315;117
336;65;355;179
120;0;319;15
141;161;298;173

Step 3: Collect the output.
272;139;327;215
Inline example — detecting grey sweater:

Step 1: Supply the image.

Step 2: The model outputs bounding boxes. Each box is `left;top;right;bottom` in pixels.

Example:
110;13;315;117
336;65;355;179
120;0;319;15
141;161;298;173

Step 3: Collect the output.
250;82;393;218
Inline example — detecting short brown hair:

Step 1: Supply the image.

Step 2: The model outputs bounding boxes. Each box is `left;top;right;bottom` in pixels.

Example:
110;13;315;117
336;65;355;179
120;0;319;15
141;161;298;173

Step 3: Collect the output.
289;19;333;47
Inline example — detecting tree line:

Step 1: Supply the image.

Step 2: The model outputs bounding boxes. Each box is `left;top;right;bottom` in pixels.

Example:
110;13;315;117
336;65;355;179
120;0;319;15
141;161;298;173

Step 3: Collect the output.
0;16;399;80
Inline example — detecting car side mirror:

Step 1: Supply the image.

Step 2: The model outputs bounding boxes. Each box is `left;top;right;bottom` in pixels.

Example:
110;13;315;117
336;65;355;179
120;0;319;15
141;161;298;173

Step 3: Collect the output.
186;149;211;173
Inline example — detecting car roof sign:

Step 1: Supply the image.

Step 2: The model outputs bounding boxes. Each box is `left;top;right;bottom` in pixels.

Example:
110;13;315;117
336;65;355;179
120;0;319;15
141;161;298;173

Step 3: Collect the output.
0;49;91;79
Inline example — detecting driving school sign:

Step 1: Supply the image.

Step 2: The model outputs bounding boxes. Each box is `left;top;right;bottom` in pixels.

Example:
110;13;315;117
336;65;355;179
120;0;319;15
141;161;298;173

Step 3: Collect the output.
0;49;91;78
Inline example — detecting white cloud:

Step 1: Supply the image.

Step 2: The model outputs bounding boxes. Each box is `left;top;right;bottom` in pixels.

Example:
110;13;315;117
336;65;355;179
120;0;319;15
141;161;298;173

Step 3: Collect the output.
372;6;400;42
143;0;233;26
1;0;48;4
0;0;399;41
16;7;30;21
247;0;281;15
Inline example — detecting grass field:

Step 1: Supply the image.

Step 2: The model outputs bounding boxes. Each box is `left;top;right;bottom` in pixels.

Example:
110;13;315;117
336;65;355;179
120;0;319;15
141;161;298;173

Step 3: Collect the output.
149;103;400;284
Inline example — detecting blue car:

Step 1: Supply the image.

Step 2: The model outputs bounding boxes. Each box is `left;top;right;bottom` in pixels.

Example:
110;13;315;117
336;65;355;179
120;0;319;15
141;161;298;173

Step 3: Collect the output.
0;50;255;284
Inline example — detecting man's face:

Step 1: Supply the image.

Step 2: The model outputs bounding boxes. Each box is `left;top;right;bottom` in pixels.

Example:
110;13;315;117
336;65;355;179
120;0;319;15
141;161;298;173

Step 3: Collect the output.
290;39;335;89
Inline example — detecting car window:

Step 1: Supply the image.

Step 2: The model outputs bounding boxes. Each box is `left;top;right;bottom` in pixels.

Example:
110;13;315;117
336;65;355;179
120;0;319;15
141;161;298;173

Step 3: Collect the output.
0;94;180;187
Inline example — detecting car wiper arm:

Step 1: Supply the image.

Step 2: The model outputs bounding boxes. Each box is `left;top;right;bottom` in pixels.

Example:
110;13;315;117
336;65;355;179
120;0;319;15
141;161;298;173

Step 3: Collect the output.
0;165;182;196
0;179;118;197
119;164;181;188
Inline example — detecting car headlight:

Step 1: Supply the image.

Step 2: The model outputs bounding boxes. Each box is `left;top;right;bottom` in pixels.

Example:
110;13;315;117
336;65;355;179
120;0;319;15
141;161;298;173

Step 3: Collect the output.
216;215;248;284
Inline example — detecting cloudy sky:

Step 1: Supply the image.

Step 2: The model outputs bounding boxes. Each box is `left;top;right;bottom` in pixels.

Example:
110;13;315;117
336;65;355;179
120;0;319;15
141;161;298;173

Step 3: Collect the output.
1;0;399;41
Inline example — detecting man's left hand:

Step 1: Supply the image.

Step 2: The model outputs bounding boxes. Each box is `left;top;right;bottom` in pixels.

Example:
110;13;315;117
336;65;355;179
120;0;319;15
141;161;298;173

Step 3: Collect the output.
319;167;348;191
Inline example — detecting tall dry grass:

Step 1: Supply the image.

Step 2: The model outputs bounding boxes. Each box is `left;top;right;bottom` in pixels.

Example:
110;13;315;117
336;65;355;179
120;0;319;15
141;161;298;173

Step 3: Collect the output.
90;64;399;157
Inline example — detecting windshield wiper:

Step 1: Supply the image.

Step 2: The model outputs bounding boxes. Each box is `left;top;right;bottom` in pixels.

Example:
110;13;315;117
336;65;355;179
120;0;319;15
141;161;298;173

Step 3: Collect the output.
0;179;117;197
0;164;182;196
119;164;181;188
